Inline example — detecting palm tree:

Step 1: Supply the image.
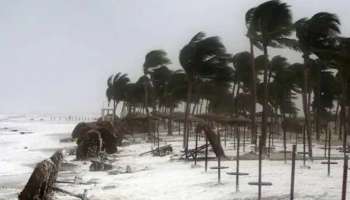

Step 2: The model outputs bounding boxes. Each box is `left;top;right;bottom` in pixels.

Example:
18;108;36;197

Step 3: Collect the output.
143;50;171;136
179;32;233;155
245;7;260;146
295;12;341;158
269;58;298;159
106;73;130;122
250;0;293;149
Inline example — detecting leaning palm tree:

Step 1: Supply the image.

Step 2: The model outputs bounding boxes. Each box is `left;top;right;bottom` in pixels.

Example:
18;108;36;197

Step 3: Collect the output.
245;7;260;147
295;12;341;158
143;50;171;136
106;73;130;122
179;32;233;155
249;0;293;149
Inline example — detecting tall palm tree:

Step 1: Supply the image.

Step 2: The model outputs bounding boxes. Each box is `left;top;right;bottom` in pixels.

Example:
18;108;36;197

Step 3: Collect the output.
143;50;171;136
245;7;260;146
179;32;233;155
295;12;341;158
250;0;293;149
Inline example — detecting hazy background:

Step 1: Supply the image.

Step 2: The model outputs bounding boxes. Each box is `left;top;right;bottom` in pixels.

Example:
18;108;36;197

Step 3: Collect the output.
0;0;349;115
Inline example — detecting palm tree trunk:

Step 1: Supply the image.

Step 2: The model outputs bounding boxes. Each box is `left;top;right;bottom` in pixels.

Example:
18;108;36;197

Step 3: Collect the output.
261;44;269;150
144;80;151;137
112;100;116;122
315;86;321;141
340;70;348;156
335;101;341;140
302;55;313;159
249;39;257;146
168;105;174;136
184;80;193;156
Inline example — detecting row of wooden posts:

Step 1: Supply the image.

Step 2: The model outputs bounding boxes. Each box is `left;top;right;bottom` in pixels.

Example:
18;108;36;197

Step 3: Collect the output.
49;116;96;121
153;120;349;200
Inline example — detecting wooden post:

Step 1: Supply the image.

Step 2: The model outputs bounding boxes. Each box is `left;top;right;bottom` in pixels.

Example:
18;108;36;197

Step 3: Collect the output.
341;155;348;200
157;120;160;156
258;136;262;200
236;128;240;192
243;125;246;152
290;145;296;200
218;130;221;184
324;128;328;158
224;126;227;147
194;127;199;165
233;127;236;150
303;126;306;167
205;136;208;172
327;126;331;176
283;124;287;164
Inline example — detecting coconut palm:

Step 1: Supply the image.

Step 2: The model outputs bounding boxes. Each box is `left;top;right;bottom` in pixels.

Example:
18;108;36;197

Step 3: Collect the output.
179;32;233;155
106;73;130;122
143;50;171;136
295;12;341;158
249;0;293;149
245;7;261;146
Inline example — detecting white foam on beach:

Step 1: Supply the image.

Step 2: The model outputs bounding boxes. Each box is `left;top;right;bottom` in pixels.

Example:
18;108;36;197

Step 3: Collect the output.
0;114;77;198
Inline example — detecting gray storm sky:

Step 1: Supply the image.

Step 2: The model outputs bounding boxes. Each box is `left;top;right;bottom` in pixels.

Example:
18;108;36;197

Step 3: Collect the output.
0;0;349;114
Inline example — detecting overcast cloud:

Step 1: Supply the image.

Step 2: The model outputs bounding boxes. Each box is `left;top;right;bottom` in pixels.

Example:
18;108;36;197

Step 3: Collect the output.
0;0;349;114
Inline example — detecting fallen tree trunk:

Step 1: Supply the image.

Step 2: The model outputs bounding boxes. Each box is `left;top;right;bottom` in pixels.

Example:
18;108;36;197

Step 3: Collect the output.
19;150;63;200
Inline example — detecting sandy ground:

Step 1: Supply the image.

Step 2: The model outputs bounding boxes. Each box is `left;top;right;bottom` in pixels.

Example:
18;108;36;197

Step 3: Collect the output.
0;115;348;200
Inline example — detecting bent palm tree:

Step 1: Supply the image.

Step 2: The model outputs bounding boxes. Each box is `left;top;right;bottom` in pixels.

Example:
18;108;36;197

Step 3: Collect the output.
250;0;293;149
143;50;171;136
179;32;233;156
295;12;341;158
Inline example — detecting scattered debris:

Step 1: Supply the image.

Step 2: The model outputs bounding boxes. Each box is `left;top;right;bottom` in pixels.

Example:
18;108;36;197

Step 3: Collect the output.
89;160;113;171
139;144;173;156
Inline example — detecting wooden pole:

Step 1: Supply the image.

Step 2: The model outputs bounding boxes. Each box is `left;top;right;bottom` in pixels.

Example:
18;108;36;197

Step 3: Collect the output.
258;136;262;200
243;125;246;152
157;121;160;156
205;136;208;172
324;128;328;158
236;127;240;192
290;145;296;200
303;125;306;166
224;126;227;147
327;126;331;176
194;127;199;165
218;130;221;184
283;124;287;164
341;155;348;200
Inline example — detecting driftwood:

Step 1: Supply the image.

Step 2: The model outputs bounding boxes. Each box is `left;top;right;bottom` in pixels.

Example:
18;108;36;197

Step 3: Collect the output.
182;144;209;159
19;150;63;200
196;123;225;158
139;144;172;156
53;187;88;200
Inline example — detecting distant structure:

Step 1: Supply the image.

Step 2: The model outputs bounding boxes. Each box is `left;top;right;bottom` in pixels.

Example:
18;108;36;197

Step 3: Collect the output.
101;108;114;121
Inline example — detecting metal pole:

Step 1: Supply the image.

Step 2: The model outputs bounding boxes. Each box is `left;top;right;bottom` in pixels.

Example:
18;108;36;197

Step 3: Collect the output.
290;145;296;200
